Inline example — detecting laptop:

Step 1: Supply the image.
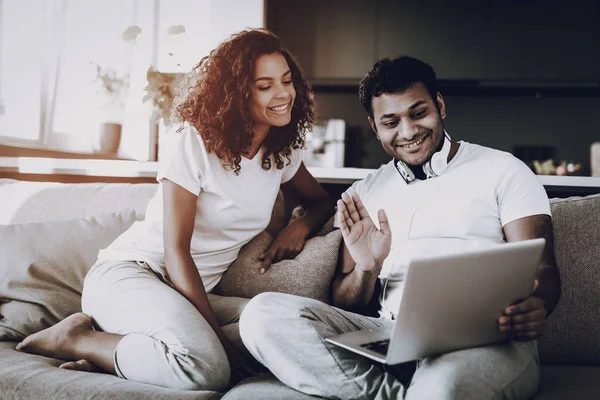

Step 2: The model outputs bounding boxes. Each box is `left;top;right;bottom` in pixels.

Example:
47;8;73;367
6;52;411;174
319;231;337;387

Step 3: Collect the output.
325;238;545;365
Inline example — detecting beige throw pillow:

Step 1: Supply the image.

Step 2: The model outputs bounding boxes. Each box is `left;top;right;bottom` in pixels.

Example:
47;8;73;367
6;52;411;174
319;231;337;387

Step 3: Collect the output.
213;229;342;303
0;211;138;341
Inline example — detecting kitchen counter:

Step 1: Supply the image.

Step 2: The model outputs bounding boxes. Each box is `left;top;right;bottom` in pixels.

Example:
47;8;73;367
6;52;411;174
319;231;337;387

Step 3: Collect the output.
1;157;600;193
0;157;159;179
309;166;600;189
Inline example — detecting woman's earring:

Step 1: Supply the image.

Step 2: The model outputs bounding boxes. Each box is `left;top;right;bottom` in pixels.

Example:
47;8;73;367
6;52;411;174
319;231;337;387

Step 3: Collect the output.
262;157;271;169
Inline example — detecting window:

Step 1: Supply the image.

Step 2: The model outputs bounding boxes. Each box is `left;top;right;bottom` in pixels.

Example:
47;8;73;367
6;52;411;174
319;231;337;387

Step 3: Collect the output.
0;0;264;159
0;0;155;156
48;0;155;155
0;0;45;144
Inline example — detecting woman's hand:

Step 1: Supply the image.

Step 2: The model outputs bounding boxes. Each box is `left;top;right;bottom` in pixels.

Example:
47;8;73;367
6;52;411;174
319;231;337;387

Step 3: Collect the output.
257;162;335;274
259;219;310;273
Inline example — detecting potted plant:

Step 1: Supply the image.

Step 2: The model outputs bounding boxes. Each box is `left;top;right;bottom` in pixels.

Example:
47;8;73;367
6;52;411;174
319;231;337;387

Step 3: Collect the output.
91;25;141;154
92;64;129;153
143;68;183;129
140;24;188;160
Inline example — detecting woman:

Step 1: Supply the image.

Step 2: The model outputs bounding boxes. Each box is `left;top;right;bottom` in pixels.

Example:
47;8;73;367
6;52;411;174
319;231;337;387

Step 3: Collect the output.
16;29;335;391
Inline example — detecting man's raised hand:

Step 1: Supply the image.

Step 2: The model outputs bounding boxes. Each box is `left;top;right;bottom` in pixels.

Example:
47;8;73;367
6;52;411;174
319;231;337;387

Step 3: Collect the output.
337;192;392;272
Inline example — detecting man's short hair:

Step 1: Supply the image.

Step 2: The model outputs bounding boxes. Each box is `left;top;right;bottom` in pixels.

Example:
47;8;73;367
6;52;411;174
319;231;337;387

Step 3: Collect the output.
359;56;439;117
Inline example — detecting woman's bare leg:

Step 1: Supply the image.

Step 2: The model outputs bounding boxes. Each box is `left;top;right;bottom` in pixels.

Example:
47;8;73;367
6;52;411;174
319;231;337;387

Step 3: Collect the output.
16;312;121;374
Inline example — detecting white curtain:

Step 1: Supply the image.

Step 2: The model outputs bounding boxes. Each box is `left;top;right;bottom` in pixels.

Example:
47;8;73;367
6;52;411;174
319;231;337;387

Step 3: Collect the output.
0;0;55;143
48;0;155;158
41;0;69;146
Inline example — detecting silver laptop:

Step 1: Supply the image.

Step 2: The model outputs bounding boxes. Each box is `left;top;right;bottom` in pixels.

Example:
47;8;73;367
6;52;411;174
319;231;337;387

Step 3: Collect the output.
325;238;545;365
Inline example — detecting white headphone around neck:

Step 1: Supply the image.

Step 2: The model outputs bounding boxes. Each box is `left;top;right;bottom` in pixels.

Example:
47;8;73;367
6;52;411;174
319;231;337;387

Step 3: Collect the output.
394;131;452;183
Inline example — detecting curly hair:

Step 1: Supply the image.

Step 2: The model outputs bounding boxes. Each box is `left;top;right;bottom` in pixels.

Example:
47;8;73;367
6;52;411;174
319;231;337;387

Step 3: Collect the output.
359;56;439;117
173;29;314;174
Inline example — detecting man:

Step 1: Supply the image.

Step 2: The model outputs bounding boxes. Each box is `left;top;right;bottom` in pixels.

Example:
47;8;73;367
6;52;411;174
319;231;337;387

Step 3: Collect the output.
239;56;561;399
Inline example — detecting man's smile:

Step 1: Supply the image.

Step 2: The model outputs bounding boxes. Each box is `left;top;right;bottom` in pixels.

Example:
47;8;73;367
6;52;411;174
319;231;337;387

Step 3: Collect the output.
395;132;430;152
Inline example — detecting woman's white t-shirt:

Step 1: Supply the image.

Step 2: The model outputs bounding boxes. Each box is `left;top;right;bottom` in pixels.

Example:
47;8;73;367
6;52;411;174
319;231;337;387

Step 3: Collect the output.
98;124;303;291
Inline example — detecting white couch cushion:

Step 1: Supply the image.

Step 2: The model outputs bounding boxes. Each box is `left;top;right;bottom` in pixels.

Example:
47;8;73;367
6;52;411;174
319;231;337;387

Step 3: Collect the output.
0;211;138;341
0;342;220;399
0;179;157;224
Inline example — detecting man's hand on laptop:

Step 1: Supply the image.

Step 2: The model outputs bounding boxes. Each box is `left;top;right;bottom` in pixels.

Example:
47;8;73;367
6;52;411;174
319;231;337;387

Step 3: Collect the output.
337;192;391;273
498;279;547;341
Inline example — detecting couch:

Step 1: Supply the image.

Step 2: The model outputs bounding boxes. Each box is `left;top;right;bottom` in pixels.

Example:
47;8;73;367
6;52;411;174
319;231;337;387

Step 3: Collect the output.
0;178;599;399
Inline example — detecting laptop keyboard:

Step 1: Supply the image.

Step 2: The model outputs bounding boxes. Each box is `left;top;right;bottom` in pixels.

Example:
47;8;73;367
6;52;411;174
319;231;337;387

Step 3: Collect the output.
360;339;390;356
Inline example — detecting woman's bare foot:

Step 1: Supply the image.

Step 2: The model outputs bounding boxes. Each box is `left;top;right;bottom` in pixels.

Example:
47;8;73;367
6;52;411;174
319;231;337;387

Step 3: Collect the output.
16;313;93;361
59;359;101;373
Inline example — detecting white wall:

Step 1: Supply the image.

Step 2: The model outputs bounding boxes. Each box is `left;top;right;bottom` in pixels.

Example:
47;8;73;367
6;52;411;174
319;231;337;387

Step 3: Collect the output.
156;0;264;73
119;0;264;161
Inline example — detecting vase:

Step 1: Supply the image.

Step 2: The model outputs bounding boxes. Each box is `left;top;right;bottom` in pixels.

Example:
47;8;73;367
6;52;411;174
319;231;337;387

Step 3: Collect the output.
93;122;122;154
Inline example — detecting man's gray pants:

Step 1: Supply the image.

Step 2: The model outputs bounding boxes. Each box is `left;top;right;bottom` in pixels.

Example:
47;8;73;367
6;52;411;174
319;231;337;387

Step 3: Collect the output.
240;292;540;400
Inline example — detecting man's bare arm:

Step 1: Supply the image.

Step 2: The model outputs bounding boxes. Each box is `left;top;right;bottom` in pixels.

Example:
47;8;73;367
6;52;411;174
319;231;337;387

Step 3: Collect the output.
498;214;561;341
330;193;391;312
331;243;381;312
503;214;561;314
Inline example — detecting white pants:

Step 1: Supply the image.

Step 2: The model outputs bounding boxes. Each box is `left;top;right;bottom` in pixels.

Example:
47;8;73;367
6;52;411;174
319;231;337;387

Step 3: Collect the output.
240;292;540;400
82;259;249;391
